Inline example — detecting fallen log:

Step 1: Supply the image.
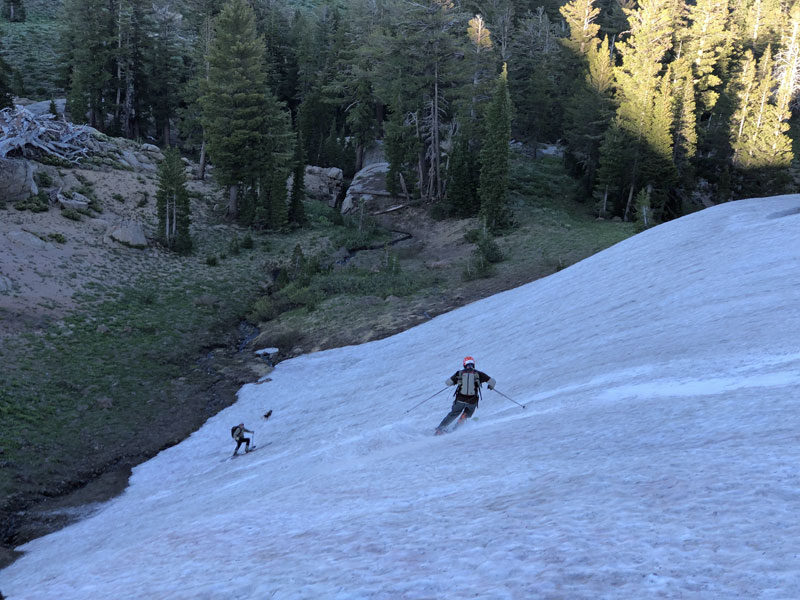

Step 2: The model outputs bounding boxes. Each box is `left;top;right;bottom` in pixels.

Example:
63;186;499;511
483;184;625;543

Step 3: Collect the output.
0;105;94;163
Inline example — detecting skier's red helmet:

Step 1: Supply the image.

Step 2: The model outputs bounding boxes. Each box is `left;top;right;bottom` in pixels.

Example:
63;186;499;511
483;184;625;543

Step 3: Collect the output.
463;356;475;368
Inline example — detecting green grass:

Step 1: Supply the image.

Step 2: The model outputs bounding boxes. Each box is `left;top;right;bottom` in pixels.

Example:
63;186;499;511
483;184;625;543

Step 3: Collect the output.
502;153;637;274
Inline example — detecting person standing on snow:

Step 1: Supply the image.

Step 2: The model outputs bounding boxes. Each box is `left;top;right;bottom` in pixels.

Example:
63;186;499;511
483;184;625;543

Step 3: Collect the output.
231;423;254;455
435;356;496;435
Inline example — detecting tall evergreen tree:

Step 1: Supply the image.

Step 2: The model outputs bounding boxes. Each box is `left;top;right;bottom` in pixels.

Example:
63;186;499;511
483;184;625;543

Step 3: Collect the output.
594;121;632;217
606;0;677;221
729;8;797;196
200;0;291;221
467;13;494;118
0;33;12;109
669;59;698;185
479;65;512;232
445;123;481;217
680;0;730;116
149;4;184;146
733;0;783;55
61;0;116;129
559;0;601;56
509;8;565;146
111;0;153;139
289;131;307;227
561;0;612;194
181;0;226;179
156;147;192;254
378;0;469;203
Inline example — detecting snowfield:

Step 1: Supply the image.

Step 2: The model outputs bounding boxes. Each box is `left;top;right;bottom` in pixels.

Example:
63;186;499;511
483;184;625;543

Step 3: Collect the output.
3;196;800;599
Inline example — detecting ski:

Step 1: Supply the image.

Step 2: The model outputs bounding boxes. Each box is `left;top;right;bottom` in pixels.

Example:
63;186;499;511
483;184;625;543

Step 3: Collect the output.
222;442;272;462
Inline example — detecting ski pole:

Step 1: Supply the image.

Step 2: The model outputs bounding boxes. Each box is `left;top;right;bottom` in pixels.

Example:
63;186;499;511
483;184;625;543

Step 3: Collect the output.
492;388;526;409
405;387;449;414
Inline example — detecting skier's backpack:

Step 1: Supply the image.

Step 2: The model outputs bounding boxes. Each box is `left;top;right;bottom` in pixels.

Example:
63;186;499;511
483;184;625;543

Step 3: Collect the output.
231;426;239;439
459;369;479;396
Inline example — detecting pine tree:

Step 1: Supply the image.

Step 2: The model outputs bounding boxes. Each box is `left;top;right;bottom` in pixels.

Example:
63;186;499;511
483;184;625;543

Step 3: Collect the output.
734;0;783;55
11;69;24;98
729;4;798;195
110;0;153;139
181;0;226;179
479;65;512;233
681;0;730;116
559;0;601;56
609;0;677;220
289;132;307;227
669;59;698;185
156;147;192;254
594;120;633;218
562;26;614;194
377;0;469;203
61;0;116;129
467;13;494;119
0;33;12;109
200;0;291;221
149;5;184;145
643;72;679;219
509;8;564;147
445;124;481;217
384;107;420;200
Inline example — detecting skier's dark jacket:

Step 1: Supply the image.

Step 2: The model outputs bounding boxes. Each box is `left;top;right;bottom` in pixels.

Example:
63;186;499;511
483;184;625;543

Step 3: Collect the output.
446;368;495;404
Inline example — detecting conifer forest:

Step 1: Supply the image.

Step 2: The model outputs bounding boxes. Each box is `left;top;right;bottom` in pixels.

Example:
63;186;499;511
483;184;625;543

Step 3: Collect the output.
2;0;800;230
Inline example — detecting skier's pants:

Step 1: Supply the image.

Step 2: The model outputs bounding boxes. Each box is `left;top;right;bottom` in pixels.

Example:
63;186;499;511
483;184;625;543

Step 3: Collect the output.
235;437;251;453
437;400;477;430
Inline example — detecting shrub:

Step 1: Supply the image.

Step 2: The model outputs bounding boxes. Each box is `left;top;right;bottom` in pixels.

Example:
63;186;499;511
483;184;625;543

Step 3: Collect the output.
61;208;82;221
464;228;482;243
48;233;67;244
241;233;254;249
206;255;218;266
228;235;241;256
15;192;50;213
112;193;125;203
477;235;504;263
34;171;54;188
247;296;279;322
462;254;495;280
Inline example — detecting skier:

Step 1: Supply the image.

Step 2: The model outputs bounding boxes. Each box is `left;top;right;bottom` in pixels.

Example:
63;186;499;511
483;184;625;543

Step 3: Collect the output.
435;356;496;435
231;423;254;455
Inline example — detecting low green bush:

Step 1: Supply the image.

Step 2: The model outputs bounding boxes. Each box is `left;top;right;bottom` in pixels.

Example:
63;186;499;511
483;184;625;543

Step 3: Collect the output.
34;170;53;188
15;192;50;212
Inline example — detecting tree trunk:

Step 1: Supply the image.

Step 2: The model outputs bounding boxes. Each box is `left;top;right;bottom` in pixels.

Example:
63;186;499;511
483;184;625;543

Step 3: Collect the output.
228;184;239;219
433;62;442;202
355;143;364;173
198;140;207;180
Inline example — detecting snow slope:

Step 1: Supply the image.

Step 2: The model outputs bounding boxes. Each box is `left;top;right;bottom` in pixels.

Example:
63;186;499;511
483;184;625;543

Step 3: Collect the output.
3;196;800;600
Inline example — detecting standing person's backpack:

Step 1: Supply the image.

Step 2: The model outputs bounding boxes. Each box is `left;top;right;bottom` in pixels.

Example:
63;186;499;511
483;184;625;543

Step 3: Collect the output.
459;368;479;397
231;425;241;439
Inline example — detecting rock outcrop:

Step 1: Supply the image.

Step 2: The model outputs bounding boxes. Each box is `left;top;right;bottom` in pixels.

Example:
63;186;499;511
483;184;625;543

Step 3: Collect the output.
287;166;343;207
340;162;397;214
0;158;37;203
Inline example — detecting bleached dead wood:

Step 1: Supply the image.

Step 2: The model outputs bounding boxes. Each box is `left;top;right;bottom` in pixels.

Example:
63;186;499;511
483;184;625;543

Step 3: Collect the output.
0;106;94;163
